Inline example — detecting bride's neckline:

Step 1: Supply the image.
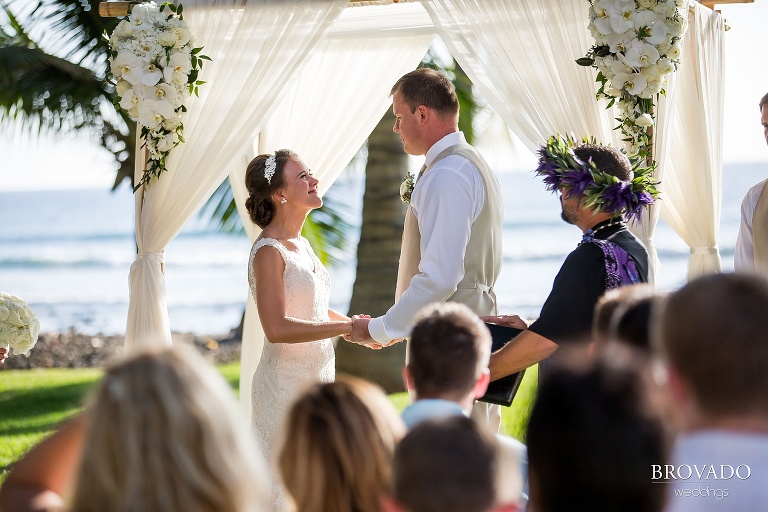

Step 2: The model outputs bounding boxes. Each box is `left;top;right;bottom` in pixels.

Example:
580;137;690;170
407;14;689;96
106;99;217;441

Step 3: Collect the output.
259;236;316;273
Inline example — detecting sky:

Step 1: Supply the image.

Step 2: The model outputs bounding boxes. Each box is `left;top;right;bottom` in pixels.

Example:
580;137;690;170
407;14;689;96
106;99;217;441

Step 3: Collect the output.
0;1;766;191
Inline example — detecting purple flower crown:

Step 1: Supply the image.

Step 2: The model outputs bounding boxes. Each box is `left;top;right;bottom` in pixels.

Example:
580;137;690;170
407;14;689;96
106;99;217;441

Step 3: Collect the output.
534;134;659;223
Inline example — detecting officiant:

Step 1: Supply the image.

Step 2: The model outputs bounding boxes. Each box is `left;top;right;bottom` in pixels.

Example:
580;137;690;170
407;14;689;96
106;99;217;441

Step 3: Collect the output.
486;136;652;380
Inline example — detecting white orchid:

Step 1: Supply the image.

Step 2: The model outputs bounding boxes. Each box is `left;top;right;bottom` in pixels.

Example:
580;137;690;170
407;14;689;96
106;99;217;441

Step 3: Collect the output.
109;1;208;188
621;40;660;68
613;71;648;96
138;98;175;130
607;0;637;34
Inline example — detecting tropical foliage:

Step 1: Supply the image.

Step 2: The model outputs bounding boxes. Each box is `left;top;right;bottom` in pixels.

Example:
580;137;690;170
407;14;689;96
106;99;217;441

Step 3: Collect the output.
0;0;135;189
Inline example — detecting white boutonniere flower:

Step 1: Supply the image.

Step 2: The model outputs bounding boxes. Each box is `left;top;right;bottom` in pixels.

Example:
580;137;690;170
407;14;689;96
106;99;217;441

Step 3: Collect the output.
400;173;416;204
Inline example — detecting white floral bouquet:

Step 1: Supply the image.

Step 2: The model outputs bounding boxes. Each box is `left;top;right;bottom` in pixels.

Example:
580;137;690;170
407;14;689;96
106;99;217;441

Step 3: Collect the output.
577;0;689;161
107;1;209;190
0;292;40;357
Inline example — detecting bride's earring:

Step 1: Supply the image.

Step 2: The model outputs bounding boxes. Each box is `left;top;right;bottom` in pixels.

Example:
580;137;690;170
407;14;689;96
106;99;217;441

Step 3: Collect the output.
280;197;287;204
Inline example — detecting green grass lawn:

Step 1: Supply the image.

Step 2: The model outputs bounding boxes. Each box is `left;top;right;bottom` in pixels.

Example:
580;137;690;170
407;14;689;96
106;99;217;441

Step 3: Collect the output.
0;363;536;482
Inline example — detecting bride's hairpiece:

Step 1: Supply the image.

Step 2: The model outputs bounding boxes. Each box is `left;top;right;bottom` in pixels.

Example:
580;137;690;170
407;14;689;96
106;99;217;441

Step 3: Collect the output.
264;155;277;184
535;134;659;222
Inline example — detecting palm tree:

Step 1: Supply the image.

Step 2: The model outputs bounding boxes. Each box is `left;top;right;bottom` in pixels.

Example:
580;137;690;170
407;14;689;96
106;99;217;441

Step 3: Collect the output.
335;108;409;393
335;55;483;392
0;0;134;188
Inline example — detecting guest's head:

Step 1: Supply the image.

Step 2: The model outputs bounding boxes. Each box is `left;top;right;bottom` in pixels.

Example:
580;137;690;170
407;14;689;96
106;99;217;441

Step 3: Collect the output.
70;345;268;512
527;356;667;512
406;302;491;408
390;68;459;156
760;91;768;146
592;283;657;352
655;272;768;429
279;376;405;512
384;416;515;512
245;149;308;228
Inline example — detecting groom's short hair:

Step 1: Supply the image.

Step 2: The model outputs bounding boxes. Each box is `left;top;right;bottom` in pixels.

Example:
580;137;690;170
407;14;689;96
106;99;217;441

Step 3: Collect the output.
391;68;459;119
407;302;491;399
393;416;498;512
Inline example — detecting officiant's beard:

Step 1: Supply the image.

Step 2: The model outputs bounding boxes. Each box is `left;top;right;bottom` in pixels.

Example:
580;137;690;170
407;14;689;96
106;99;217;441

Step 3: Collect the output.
560;197;578;225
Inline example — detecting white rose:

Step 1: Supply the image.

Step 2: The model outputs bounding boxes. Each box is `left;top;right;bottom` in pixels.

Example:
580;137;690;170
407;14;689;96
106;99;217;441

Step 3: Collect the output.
171;26;191;48
0;304;9;322
637;0;655;8
667;15;688;37
656;57;674;75
157;31;175;47
667;43;682;60
162;117;180;131
5;309;24;327
11;330;34;356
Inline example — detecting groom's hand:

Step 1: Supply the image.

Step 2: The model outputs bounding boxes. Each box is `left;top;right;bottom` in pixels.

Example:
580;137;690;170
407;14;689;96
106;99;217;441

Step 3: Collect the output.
348;316;382;350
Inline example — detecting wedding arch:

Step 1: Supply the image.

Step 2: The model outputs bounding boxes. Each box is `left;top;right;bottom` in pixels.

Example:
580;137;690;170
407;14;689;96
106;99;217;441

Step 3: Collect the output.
101;0;726;416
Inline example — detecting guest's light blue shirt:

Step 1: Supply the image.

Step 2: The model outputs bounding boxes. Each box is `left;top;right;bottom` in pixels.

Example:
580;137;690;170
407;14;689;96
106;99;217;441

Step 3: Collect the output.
401;398;467;429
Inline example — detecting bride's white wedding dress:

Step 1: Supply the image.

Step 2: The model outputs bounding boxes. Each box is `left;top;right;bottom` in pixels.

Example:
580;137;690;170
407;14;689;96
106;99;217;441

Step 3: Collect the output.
248;237;335;512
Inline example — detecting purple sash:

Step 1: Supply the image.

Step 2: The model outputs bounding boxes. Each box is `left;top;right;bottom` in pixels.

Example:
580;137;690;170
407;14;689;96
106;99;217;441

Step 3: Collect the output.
586;239;640;290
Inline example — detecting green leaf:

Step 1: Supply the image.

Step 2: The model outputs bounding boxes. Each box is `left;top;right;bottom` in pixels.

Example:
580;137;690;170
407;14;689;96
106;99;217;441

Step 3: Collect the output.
575;57;594;67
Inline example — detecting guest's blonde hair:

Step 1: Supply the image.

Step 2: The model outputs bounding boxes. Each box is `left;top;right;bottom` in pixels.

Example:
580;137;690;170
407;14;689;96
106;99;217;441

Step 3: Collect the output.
279;376;405;512
69;345;269;512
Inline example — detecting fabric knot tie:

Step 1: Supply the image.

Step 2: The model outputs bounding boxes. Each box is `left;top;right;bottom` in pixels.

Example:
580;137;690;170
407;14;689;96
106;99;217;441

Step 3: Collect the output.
690;246;719;256
137;252;165;263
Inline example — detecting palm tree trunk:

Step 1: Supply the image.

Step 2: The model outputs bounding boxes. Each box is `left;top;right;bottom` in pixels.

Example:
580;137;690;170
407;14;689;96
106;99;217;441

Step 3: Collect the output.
335;109;409;393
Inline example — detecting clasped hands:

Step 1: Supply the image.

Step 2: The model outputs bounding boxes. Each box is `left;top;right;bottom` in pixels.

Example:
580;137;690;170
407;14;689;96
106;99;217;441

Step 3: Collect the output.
344;315;401;350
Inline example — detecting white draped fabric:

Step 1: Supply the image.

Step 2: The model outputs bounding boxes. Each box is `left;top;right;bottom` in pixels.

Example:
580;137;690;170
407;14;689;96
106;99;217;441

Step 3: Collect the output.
228;3;435;415
421;0;623;151
125;0;347;348
421;0;667;282
659;3;725;279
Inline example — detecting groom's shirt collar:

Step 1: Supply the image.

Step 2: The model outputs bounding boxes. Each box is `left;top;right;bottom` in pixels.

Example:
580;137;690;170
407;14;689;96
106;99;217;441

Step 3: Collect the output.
425;131;466;169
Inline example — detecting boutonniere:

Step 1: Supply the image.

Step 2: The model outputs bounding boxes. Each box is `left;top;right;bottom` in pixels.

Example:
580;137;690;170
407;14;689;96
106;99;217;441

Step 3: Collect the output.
400;172;415;204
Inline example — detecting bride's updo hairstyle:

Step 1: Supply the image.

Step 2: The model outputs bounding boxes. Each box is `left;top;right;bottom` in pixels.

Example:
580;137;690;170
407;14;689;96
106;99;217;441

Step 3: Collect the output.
245;149;298;228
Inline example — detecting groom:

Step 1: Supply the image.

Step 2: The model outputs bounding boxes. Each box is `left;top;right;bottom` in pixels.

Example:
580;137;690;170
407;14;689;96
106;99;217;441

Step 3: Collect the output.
350;68;504;427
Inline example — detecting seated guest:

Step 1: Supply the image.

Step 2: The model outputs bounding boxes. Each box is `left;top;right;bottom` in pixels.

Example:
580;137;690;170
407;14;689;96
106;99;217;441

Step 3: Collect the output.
592;283;657;350
656;273;768;511
0;345;270;512
279;376;405;512
383;416;519;512
402;302;526;509
527;356;667;512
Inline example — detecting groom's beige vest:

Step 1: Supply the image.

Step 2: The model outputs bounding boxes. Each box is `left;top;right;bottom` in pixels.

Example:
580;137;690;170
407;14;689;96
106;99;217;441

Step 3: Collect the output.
394;142;503;316
753;181;768;273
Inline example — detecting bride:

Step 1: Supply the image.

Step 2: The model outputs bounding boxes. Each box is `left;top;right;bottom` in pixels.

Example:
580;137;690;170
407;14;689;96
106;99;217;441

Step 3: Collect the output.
245;150;358;511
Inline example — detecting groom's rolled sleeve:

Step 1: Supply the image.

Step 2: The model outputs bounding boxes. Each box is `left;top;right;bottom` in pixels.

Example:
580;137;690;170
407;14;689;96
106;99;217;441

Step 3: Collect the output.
369;164;481;342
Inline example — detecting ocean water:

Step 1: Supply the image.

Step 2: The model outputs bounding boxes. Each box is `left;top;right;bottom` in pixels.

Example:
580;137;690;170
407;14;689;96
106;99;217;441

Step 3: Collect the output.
0;162;763;335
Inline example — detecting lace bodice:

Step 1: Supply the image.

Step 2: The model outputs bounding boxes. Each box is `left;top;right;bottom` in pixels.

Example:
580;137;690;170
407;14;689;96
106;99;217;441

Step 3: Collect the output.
248;236;335;512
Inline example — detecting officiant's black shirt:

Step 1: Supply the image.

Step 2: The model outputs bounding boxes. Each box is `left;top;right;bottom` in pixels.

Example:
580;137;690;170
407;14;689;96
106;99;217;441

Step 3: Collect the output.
527;223;649;346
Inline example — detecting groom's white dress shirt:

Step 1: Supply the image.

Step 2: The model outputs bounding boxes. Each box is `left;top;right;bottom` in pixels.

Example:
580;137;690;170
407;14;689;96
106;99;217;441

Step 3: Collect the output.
368;132;485;342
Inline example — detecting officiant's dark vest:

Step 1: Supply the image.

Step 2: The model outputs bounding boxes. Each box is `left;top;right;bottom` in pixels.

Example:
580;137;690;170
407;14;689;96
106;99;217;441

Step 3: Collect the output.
753;181;768;273
394;142;503;316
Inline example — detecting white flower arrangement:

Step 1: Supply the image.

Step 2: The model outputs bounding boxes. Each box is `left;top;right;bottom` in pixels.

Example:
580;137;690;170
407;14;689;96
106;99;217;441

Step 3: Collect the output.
0;292;40;357
107;1;209;190
577;0;689;161
400;172;415;204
